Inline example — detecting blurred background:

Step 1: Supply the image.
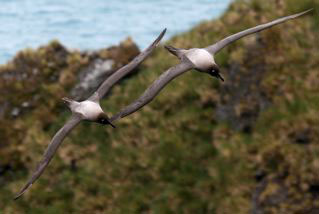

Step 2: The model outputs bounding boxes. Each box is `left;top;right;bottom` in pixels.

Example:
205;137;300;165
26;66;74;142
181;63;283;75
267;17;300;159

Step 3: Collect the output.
0;0;319;213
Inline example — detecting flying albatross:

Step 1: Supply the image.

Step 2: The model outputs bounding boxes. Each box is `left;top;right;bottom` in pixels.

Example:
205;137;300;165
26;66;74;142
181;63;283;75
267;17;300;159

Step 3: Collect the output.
110;9;313;121
14;28;167;200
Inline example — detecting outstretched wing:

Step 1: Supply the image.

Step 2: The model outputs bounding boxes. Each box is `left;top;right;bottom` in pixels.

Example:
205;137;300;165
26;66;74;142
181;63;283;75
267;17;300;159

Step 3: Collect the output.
88;28;167;102
14;114;82;200
110;60;194;122
205;9;313;55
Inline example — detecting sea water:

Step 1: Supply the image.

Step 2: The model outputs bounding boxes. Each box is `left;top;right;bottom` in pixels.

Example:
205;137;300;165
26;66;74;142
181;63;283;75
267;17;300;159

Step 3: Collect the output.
0;0;232;64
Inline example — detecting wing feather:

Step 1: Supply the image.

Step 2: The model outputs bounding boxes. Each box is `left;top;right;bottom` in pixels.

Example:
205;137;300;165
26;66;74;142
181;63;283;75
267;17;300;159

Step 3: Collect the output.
88;28;167;102
111;61;194;121
14;114;82;200
205;9;313;55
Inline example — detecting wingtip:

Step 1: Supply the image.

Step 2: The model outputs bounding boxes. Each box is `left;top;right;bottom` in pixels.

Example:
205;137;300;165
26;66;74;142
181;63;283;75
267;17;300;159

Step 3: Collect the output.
13;194;22;201
304;8;314;14
151;28;167;47
157;28;167;42
162;28;167;34
160;28;167;36
297;8;314;16
13;183;32;200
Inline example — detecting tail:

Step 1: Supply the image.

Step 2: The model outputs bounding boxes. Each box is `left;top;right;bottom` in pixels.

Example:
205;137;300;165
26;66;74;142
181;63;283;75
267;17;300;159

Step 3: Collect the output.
164;45;183;59
62;97;75;106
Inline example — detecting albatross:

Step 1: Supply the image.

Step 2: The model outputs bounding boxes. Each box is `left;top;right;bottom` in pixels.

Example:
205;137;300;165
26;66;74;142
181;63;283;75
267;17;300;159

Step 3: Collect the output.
111;9;313;121
14;28;167;200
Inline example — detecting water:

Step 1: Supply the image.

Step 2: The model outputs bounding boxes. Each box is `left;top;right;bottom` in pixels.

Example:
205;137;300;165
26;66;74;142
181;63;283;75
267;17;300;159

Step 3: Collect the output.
0;0;232;64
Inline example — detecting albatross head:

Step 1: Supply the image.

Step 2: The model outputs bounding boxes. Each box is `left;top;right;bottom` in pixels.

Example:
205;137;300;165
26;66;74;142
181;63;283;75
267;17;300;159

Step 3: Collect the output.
208;64;224;82
97;113;116;128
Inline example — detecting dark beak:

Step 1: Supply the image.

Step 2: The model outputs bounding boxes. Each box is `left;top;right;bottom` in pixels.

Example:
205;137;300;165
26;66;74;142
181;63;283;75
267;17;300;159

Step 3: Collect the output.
108;121;116;128
216;73;224;82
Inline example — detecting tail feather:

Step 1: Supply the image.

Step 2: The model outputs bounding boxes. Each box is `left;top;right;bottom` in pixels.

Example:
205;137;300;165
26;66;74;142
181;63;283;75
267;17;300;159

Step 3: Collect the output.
164;45;183;59
62;97;74;106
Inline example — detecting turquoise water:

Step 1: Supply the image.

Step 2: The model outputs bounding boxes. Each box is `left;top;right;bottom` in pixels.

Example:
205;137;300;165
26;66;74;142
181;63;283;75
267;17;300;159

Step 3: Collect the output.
0;0;232;64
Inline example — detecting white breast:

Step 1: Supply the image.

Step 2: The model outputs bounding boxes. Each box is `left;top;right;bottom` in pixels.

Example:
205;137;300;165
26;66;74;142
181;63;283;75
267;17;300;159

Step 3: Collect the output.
74;101;103;120
185;48;215;71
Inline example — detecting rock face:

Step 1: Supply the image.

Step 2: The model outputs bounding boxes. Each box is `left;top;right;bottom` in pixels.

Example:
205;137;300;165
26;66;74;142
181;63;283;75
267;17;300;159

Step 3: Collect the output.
252;176;319;214
70;37;140;100
71;59;114;100
0;38;139;119
216;35;271;133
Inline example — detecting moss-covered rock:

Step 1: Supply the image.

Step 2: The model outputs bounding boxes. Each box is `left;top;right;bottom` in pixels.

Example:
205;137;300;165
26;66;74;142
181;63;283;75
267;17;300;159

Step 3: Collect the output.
0;38;140;190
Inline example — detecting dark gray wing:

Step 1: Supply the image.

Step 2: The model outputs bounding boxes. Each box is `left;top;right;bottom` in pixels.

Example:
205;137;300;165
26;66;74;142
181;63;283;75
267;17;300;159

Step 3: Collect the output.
88;28;167;102
205;9;313;55
110;60;194;122
14;114;82;200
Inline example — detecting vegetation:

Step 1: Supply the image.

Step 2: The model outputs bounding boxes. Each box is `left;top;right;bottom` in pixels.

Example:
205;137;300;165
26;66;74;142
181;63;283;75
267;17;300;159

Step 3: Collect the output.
0;0;319;213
